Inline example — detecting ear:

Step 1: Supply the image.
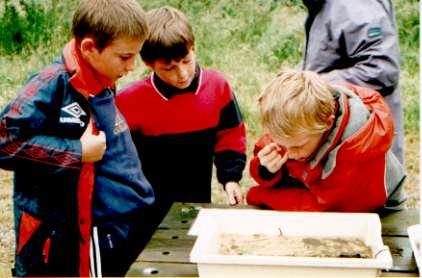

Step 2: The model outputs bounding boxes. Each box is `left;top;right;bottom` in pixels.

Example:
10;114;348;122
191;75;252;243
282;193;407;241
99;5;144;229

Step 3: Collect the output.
325;114;335;129
80;37;99;59
143;61;154;70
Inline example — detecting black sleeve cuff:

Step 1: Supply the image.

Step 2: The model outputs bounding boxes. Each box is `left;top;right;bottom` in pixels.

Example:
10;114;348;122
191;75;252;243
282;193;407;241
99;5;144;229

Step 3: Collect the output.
214;150;246;186
258;164;277;181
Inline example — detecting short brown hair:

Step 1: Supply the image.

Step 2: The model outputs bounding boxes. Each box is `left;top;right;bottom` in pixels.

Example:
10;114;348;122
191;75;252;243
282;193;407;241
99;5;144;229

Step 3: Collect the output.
259;70;336;138
72;0;148;51
140;6;195;64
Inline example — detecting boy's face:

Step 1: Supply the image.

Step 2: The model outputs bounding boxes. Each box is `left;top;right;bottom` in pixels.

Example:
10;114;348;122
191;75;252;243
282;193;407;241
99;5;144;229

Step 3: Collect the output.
273;132;325;162
148;49;196;89
85;37;143;82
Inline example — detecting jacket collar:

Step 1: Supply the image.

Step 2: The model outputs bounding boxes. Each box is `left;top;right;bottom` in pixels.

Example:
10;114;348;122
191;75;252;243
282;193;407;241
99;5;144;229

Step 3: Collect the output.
63;39;115;98
310;86;372;179
309;90;349;170
151;63;201;101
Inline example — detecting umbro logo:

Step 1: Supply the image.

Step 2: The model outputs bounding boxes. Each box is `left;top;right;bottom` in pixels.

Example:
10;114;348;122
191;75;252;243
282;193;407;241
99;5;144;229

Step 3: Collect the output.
60;102;86;127
61;102;87;118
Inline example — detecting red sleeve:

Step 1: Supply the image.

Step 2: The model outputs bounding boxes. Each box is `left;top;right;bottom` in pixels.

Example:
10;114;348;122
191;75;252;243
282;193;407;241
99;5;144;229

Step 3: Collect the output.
247;184;328;211
214;77;246;154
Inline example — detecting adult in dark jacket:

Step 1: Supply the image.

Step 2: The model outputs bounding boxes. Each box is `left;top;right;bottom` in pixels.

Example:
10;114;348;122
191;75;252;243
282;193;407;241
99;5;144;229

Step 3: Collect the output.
301;0;405;164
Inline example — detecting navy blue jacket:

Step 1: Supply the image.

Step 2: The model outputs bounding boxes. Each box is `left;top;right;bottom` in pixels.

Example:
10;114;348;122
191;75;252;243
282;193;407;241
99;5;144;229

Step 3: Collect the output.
0;40;154;276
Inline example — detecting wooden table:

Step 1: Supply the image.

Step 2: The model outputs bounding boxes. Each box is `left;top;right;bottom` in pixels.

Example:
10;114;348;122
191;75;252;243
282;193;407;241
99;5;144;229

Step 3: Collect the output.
127;202;420;277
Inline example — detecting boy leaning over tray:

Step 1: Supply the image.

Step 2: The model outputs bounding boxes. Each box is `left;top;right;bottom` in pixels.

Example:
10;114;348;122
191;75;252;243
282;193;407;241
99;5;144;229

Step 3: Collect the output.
246;70;406;212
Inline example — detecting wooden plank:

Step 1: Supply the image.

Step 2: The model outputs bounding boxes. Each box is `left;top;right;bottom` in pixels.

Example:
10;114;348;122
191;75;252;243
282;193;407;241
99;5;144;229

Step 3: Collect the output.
127;262;198;277
144;229;192;240
381;209;419;236
158;202;253;230
136;232;195;263
382;236;418;273
128;261;420;278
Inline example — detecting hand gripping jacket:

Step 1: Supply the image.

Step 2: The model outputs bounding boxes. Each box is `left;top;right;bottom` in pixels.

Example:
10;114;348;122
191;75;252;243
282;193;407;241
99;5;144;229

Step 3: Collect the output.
247;84;406;212
0;40;154;276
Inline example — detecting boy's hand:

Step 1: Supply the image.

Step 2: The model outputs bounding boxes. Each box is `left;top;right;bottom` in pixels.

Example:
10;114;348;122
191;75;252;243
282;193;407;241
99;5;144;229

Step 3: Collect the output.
80;120;106;163
225;182;243;205
257;143;288;173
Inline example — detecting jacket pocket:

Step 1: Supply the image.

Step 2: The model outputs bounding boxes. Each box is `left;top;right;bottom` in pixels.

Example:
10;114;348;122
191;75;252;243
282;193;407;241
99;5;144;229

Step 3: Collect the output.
14;212;47;276
17;212;42;255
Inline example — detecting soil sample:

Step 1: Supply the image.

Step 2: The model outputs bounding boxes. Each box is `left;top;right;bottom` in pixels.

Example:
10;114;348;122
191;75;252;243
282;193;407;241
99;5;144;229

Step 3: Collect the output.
219;233;372;258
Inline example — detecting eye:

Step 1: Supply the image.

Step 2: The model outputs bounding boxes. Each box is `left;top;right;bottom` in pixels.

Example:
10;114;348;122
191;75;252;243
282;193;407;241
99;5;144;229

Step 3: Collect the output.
120;56;131;61
291;144;305;150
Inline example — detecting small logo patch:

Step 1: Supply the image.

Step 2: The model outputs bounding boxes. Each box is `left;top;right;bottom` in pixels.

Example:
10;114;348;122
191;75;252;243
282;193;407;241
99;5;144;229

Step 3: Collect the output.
367;27;383;39
61;102;86;118
60;102;86;127
113;112;128;135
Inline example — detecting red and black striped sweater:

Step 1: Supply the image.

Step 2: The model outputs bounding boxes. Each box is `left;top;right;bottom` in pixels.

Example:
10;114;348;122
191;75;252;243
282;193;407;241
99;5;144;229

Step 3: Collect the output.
116;66;246;204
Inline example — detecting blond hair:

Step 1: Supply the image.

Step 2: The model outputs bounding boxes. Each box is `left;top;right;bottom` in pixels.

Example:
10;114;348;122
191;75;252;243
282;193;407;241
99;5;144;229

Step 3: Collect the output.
140;6;195;63
72;0;148;50
259;70;335;138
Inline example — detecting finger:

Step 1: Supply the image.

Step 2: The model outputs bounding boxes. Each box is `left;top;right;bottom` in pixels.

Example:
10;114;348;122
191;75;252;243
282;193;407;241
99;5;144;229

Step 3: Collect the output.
258;143;277;158
272;158;284;172
97;131;106;142
281;151;289;164
230;190;240;205
260;149;280;165
235;191;243;205
270;143;282;152
97;131;107;153
267;156;284;172
273;152;288;170
228;192;236;205
81;119;93;138
263;151;282;166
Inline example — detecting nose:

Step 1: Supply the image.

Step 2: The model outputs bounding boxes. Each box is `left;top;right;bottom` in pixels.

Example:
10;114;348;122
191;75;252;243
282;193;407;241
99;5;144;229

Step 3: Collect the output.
286;149;298;160
126;56;137;72
176;66;188;80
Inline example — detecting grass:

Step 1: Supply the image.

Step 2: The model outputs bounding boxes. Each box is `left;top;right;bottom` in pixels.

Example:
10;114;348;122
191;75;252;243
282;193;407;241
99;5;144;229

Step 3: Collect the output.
0;0;419;275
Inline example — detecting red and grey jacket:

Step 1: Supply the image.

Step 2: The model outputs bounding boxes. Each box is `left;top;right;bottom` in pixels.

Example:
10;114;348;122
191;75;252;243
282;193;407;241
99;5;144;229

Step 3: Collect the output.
247;84;406;212
301;0;404;163
116;67;246;203
0;40;154;276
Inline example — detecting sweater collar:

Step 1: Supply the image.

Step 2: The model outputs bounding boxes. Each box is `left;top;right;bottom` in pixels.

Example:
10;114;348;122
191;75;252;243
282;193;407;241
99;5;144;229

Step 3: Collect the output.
63;39;115;98
151;63;201;100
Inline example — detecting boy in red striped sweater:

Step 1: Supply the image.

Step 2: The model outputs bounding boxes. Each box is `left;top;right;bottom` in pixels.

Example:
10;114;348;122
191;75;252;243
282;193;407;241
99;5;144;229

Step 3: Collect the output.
116;6;247;225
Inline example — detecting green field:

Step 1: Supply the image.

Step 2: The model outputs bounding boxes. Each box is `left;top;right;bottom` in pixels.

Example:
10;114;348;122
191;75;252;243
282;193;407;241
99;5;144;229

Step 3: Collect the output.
0;0;419;275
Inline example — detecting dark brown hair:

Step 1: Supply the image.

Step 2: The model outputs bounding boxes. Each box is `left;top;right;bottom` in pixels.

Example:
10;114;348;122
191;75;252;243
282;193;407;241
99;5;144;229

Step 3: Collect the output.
140;6;195;64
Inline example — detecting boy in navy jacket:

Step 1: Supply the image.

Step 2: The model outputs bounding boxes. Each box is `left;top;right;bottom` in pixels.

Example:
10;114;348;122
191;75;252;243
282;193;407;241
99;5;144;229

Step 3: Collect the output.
0;0;154;276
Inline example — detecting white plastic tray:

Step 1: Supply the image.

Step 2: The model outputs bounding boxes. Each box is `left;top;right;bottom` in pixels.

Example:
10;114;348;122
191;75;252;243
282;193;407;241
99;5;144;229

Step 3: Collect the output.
189;209;393;277
408;224;421;272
